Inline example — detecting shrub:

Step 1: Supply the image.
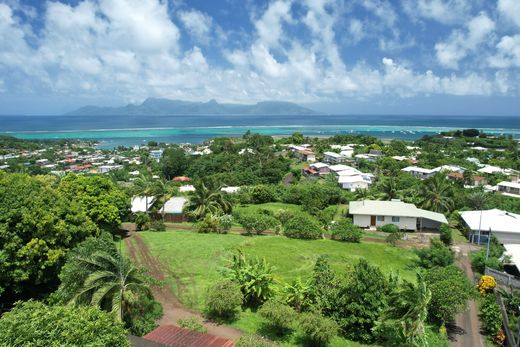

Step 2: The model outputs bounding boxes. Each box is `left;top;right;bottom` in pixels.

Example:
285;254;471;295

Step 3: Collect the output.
177;317;207;333
0;301;129;346
283;214;323;240
478;275;497;295
439;224;453;246
284;278;313;312
330;218;363;243
416;239;455;268
315;206;337;225
259;301;296;335
385;231;403;246
205;280;243;319
226;252;275;308
235;334;277;347
149;219;166;231
299;311;338;346
479;294;502;336
381;224;399;233
251;185;275;204
235;211;279;235
195;214;231;234
135;212;150;231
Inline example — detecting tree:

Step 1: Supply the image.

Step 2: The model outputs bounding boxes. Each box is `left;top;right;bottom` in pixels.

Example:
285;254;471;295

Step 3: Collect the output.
283;277;313;312
378;274;431;347
466;190;490;210
161;147;189;180
283;213;323;240
259;300;297;335
332;259;389;343
0;172;99;302
439;224;453;245
0;301;129;346
330;218;363;242
58;174;129;232
66;250;151;322
415;239;455;268
186;182;232;219
418;174;454;213
425;265;475;323
299;311;339;346
235;211;279;235
311;256;339;315
133;175;156;214
379;177;400;200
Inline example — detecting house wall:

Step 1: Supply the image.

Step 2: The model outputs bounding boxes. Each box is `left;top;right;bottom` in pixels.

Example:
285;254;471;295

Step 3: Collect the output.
421;218;442;230
340;181;369;191
352;214;417;231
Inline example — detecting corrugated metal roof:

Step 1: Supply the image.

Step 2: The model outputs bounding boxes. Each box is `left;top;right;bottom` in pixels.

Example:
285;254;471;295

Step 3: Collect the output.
162;197;188;214
143;325;235;347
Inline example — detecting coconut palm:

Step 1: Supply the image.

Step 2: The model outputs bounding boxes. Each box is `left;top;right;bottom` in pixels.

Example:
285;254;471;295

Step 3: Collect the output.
133;175;155;214
153;179;176;219
383;274;431;346
186;182;232;219
70;251;150;321
466;190;490;210
418;174;454;213
379;177;400;200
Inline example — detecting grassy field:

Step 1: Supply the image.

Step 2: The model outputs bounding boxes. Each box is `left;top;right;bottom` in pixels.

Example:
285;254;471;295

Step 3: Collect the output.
234;202;305;215
137;230;419;345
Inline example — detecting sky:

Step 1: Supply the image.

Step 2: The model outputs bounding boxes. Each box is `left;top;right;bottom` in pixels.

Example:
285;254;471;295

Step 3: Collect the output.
0;0;519;115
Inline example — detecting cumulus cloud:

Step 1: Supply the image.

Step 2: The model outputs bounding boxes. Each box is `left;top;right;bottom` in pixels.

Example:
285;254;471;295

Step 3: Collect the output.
0;0;516;109
403;0;472;25
498;0;520;28
178;9;213;45
435;12;495;69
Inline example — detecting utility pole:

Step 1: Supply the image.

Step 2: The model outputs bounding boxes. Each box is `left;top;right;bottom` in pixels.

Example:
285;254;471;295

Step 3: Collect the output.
486;228;492;261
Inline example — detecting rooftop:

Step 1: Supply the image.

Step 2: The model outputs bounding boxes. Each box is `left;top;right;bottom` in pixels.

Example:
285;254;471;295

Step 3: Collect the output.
143;325;234;347
349;200;447;224
459;209;520;234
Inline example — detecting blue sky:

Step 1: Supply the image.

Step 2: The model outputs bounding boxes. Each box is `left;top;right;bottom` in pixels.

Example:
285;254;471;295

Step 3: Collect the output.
0;0;519;115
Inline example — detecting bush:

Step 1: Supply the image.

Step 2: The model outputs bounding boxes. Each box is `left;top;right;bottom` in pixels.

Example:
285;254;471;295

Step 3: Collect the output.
251;185;276;204
205;280;243;319
135;212;151;231
439;224;453;246
385;231;403;246
299;311;338;346
0;301;129;346
330;218;363;243
195;214;231;234
235;334;277;347
283;214;323;240
416;239;455;268
149;219;166;231
479;294;502;336
259;300;296;335
177;317;207;333
235;211;279;235
381;224;399;233
124;293;163;336
478;275;497;295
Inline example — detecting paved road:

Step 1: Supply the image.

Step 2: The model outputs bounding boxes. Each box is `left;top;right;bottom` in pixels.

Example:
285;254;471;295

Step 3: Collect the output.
450;243;485;347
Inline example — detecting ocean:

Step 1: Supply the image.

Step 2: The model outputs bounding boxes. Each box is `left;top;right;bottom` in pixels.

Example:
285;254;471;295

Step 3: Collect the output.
1;114;519;149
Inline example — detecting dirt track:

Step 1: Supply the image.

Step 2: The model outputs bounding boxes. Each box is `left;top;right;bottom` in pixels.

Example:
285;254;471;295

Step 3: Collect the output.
123;224;242;340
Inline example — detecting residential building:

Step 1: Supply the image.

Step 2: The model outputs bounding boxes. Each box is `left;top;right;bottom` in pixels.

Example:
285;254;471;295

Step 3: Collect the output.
497;181;520;198
297;150;316;162
323;151;348;164
401;166;437;180
221;186;240;193
447;172;487;187
179;185;196;193
349;200;448;231
160;197;188;222
131;196;156;213
338;175;370;191
460;209;520;244
149;149;163;161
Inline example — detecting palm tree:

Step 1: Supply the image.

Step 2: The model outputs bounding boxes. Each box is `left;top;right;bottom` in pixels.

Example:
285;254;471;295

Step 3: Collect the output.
418;174;454;213
186;182;232;219
379;177;400;200
133;175;155;214
70;251;150;321
466;190;490;210
153;179;175;219
353;188;380;200
383;274;431;346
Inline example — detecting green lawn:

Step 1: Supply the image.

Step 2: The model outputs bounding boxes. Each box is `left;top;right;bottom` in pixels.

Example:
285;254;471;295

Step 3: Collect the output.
235;202;305;215
138;230;419;345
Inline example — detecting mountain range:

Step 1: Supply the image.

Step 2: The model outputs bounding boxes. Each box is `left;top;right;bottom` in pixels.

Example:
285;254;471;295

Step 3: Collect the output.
66;98;317;116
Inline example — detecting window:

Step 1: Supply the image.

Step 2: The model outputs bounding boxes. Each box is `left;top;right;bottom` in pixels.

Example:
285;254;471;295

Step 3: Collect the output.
377;216;385;222
392;216;400;223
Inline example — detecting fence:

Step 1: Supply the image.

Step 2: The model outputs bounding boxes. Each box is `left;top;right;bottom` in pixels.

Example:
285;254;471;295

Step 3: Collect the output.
485;267;520;289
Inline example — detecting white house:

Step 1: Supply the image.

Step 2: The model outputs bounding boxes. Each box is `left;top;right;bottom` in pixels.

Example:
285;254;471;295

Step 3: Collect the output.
478;165;504;175
149;149;163;162
131;196;156;213
221;186;241;193
401;166;437;180
338;175;370;191
460;209;520;244
497;181;520;198
179;185;196;193
323;151;349;164
349;200;448;231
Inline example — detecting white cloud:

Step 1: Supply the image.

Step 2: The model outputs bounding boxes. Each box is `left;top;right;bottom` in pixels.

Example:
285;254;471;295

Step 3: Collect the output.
489;35;520;68
178;9;213;44
253;0;293;49
435;12;495;69
403;0;471;25
498;0;520;28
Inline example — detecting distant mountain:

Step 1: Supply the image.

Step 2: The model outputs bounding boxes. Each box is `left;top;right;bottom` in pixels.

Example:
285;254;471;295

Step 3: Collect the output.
66;98;318;116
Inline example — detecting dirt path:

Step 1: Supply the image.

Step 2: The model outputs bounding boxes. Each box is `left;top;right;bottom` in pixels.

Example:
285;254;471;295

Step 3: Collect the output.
122;224;243;340
449;243;485;347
